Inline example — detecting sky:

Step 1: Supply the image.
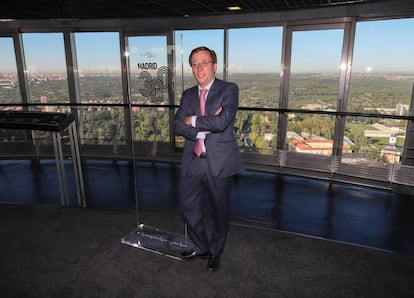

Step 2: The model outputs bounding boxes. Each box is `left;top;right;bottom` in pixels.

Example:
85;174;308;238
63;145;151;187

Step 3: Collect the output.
1;18;414;74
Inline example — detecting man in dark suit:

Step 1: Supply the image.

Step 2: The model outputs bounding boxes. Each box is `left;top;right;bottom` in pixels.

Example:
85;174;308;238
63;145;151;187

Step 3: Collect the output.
173;46;245;272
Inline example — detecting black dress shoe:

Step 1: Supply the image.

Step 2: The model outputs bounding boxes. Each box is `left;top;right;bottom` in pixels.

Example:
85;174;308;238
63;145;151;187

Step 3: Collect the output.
180;249;209;261
207;254;220;272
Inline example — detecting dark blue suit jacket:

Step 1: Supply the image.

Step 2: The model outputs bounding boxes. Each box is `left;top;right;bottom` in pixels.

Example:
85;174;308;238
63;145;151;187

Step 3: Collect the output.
173;78;245;178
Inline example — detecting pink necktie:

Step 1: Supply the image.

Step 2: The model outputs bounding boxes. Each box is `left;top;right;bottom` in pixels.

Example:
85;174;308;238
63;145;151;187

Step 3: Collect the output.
194;89;208;156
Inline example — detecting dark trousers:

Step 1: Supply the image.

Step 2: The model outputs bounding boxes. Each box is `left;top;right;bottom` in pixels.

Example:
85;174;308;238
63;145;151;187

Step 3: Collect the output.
180;156;233;256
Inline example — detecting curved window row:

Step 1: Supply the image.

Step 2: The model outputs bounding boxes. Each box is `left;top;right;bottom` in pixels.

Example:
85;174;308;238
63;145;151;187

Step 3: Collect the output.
1;11;414;191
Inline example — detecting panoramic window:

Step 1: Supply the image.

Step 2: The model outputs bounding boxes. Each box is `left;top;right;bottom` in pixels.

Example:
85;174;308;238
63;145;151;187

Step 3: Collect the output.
0;36;26;143
0;37;21;107
289;29;343;111
75;32;123;145
228;27;282;109
22;33;69;109
75;32;122;104
287;28;344;156
228;27;282;156
21;33;70;146
343;18;414;165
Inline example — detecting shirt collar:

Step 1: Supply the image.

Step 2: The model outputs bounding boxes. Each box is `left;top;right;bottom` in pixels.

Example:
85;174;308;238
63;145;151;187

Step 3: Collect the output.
199;78;215;93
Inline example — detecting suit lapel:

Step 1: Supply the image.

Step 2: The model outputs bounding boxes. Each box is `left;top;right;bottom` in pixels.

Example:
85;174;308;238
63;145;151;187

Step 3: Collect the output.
190;87;201;115
205;80;220;115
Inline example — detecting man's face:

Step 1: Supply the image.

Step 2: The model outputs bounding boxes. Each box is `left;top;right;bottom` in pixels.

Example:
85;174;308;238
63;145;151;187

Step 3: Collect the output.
190;50;217;88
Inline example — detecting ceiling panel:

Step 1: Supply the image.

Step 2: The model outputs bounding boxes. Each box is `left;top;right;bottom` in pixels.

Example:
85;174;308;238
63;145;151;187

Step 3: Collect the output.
0;0;383;20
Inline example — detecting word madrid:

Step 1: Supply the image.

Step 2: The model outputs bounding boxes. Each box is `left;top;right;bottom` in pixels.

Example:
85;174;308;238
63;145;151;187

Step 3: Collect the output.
137;62;158;70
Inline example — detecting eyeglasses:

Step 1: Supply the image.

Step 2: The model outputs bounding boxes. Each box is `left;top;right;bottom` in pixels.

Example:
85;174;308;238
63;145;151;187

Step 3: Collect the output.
191;60;212;68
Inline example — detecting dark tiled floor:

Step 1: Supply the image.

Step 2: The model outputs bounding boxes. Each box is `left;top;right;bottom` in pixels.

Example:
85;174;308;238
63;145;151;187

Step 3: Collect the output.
1;159;414;254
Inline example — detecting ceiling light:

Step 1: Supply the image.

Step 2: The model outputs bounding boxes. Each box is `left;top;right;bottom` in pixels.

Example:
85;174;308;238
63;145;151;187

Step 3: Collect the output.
227;6;241;11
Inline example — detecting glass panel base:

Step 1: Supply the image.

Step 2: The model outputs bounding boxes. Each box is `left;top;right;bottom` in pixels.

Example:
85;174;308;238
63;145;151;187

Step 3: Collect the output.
121;223;194;260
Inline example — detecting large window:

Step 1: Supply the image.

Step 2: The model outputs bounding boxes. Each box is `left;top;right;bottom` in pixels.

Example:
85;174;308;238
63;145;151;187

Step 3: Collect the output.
287;28;344;157
228;27;283;156
0;37;21;107
75;32;123;104
1;12;413;188
0;37;25;142
22;33;69;108
348;18;414;113
75;32;123;146
18;33;69;147
289;29;343;111
228;27;282;109
343;18;414;164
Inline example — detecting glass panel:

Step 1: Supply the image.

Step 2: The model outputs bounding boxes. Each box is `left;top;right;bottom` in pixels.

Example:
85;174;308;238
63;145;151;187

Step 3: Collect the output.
174;30;224;105
344;18;414;165
289;29;343;111
342;116;407;165
228;27;282;108
348;18;414;114
126;35;170;147
75;32;123;104
127;36;168;104
286;113;336;156
22;33;69;105
0;37;21;105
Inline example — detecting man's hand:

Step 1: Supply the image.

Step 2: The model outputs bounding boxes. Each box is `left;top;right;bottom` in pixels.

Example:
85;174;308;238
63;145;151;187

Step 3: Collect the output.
184;116;193;125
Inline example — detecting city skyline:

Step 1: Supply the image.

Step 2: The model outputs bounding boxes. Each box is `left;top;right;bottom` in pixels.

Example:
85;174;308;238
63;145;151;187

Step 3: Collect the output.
1;18;414;74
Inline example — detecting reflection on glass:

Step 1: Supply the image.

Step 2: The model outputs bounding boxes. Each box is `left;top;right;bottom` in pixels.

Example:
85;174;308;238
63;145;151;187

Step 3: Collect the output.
127;36;168;104
0;37;21;105
174;30;224;105
342;116;407;165
228;27;282;108
289;29;343;111
286;113;335;156
75;32;122;104
22;33;69;104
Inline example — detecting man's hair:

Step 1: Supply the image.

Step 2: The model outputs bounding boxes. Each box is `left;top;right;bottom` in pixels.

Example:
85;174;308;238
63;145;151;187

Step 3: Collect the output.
188;46;217;66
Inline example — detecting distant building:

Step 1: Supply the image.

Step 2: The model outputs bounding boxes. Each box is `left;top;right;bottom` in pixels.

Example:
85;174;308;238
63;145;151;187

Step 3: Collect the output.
381;144;401;164
301;103;323;110
40;96;52;112
286;131;302;140
381;135;401;164
396;103;409;116
290;139;351;155
364;122;404;138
